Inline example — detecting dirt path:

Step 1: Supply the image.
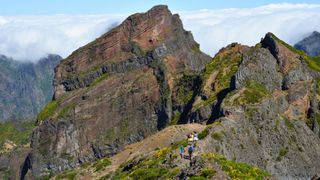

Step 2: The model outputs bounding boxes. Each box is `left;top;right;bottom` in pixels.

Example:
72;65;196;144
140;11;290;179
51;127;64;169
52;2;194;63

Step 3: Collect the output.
90;124;205;179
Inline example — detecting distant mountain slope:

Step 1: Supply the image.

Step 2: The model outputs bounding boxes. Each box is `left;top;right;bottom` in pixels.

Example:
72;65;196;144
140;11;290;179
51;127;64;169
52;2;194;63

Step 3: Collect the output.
0;54;61;122
294;31;320;57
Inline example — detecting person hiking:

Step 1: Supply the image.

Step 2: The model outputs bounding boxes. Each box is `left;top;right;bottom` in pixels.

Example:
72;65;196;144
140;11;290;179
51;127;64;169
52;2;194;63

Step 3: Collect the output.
193;132;199;141
188;144;194;160
179;145;185;158
188;133;194;142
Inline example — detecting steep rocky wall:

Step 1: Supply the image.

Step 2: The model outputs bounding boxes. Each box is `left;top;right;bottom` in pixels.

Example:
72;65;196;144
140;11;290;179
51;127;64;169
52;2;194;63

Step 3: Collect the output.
25;5;211;178
195;33;320;179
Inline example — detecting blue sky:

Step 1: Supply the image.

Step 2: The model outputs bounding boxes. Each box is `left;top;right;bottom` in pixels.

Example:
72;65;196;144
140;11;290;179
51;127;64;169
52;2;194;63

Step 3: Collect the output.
1;0;320;15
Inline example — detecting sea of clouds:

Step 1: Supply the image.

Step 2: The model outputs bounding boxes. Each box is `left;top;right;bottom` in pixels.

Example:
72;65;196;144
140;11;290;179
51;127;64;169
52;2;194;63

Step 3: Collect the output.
0;3;320;61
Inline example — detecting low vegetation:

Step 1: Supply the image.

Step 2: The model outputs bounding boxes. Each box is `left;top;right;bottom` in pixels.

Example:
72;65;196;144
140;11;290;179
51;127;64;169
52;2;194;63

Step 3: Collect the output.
0;120;34;153
284;118;295;131
176;73;198;105
112;148;180;179
200;167;216;178
37;100;58;122
57;104;75;119
169;112;181;125
198;126;210;140
211;132;224;141
199;51;242;107
226;80;269;106
56;169;77;180
90;73;109;87
93;158;112;172
204;153;270;179
276;147;289;162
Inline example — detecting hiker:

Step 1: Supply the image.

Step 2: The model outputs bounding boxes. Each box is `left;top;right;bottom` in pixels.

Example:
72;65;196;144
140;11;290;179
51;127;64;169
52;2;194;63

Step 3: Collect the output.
193;132;199;141
188;133;194;142
179;145;185;158
188;144;194;160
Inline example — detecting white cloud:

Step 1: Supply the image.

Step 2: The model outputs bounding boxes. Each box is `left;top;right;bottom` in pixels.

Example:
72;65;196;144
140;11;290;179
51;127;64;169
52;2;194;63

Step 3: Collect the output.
180;3;320;56
0;14;125;61
0;3;320;61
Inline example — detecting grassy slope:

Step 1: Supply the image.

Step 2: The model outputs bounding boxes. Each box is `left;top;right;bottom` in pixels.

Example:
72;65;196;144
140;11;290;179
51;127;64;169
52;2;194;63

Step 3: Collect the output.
0;120;34;153
51;124;270;180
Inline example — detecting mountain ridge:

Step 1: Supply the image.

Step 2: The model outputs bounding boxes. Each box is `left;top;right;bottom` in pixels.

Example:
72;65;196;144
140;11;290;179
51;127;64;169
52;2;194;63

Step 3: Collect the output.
23;5;211;178
295;31;320;57
7;5;320;180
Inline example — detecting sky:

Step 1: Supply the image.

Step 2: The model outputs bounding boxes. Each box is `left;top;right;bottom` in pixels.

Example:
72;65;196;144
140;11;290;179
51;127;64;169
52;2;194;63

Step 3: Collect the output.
0;1;320;61
1;0;320;15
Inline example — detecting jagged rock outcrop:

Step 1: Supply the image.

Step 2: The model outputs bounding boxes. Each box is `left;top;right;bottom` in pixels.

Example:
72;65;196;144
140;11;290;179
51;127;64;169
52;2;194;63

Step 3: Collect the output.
193;33;320;179
25;5;211;178
295;31;320;57
0;54;61;122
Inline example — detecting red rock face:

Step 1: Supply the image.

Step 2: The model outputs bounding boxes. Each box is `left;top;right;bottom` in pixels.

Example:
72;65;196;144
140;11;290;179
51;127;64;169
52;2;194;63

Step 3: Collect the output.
26;5;211;177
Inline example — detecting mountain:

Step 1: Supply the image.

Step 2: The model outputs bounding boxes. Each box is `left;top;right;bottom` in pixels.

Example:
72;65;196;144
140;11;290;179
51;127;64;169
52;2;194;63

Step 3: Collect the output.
51;33;320;180
0;54;62;122
17;6;320;179
22;5;211;178
294;31;320;57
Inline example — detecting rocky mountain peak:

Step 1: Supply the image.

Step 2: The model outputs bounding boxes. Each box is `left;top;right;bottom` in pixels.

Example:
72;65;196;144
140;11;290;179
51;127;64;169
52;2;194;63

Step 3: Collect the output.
25;5;211;178
294;31;320;57
261;32;302;74
54;4;209;99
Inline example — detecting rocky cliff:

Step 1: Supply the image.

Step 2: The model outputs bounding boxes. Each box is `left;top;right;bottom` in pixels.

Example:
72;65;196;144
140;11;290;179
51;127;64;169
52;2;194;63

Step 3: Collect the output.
0;54;61;122
103;33;320;179
24;5;211;178
295;31;320;57
20;5;320;179
189;33;320;179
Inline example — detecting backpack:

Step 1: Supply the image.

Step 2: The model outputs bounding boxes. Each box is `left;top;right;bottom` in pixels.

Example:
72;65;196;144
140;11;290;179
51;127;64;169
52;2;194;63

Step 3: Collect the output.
180;146;184;153
188;146;193;153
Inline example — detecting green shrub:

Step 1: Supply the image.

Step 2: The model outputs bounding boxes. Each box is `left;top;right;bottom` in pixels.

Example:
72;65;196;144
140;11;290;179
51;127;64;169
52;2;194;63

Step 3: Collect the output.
171;139;188;149
315;112;320;127
90;73;109;87
232;80;269;105
56;170;77;180
201;168;216;178
57;104;75;119
211;132;223;141
37;101;58;122
189;176;207;180
205;153;270;179
200;52;242;107
169;112;181;125
198;127;209;140
113;148;179;179
93;158;112;172
176;73;198;105
284;118;294;130
276;147;289;161
192;43;200;53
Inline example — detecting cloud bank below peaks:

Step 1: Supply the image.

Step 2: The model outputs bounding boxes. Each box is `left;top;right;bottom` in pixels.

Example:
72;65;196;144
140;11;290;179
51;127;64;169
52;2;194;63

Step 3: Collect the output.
0;3;320;61
180;3;320;56
0;14;125;61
